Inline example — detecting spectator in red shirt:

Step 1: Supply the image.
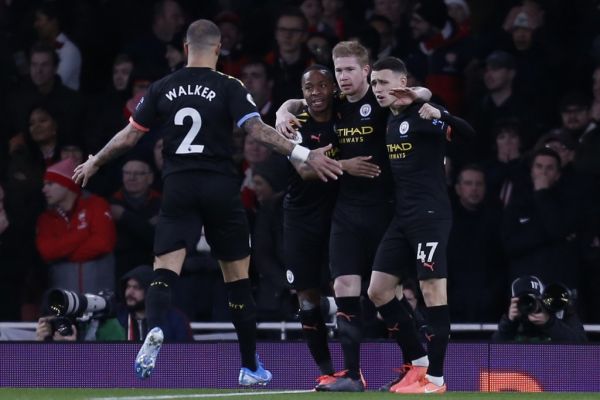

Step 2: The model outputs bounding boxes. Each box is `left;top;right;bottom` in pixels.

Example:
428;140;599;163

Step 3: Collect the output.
36;158;116;293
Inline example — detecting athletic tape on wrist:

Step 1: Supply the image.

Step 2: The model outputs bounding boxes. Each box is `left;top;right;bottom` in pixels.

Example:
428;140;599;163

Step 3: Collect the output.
290;145;310;163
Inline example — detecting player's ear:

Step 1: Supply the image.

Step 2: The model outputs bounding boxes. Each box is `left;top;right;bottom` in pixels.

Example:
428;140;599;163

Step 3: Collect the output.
215;43;221;57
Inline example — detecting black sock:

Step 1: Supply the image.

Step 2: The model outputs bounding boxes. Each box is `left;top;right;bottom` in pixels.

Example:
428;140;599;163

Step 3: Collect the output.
335;296;362;380
377;297;427;363
423;305;450;377
299;307;333;375
226;279;257;371
145;268;179;331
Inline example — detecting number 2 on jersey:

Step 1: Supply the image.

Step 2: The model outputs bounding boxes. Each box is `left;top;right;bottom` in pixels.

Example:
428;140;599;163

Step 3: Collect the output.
175;107;204;154
416;242;438;263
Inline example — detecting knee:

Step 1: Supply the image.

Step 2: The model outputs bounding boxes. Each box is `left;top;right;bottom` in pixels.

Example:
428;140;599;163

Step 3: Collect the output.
333;276;360;296
420;279;447;306
367;285;395;307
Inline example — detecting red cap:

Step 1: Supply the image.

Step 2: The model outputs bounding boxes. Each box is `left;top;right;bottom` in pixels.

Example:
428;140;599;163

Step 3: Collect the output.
44;158;81;194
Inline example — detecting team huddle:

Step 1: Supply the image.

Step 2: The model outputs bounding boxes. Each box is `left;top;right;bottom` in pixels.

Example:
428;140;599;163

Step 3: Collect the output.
73;19;474;394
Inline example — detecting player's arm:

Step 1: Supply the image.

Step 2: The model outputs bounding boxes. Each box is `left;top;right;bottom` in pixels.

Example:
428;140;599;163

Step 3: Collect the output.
275;98;308;136
243;117;343;182
389;86;432;106
418;103;476;139
73;123;144;187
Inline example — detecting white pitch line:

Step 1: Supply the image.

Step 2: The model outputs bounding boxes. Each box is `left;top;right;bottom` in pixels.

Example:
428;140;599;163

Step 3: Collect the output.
91;390;313;400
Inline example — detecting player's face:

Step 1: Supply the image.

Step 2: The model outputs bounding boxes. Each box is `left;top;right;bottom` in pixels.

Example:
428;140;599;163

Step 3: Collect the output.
531;155;561;185
302;70;335;113
29;108;57;144
42;181;70;207
333;56;369;96
125;279;145;310
30;52;56;86
122;161;153;197
371;69;406;108
455;170;485;209
112;61;133;91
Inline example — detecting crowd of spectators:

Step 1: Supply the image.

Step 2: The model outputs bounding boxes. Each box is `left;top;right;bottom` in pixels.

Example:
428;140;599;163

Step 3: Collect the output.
0;0;599;338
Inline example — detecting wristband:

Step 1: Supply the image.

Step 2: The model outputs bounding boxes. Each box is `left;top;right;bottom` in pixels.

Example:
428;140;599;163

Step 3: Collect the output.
290;145;310;163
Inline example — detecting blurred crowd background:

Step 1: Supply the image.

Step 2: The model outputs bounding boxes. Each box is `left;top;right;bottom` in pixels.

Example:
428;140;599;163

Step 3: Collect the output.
0;0;599;333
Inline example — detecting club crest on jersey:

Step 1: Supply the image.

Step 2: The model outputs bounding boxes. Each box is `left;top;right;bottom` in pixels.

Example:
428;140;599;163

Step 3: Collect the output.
286;270;295;284
246;93;256;107
360;104;371;117
399;121;409;134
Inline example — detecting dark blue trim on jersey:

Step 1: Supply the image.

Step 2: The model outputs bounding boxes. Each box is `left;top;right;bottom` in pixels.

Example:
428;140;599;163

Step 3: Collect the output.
237;112;260;128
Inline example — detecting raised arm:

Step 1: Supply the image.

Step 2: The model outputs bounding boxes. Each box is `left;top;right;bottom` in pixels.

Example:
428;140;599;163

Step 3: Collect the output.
243;117;343;182
73;123;145;187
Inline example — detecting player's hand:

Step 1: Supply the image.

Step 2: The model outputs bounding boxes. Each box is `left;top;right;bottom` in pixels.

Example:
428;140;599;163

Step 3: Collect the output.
390;87;420;106
73;154;99;188
275;110;302;139
508;297;520;321
341;156;381;178
306;144;343;182
418;103;442;120
528;309;550;326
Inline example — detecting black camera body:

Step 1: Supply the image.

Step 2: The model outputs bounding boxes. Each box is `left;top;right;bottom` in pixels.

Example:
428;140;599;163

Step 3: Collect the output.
46;288;116;336
516;283;571;316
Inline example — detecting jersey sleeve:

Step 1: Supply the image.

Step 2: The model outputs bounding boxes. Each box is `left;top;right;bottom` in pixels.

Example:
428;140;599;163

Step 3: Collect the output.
130;82;160;131
227;78;260;127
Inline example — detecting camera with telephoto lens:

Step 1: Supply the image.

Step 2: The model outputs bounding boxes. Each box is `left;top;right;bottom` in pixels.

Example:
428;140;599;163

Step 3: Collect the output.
517;283;571;316
46;288;116;337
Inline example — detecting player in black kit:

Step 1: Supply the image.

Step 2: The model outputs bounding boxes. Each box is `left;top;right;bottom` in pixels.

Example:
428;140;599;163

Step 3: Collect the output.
368;57;475;394
276;41;431;392
73;19;342;384
283;65;339;385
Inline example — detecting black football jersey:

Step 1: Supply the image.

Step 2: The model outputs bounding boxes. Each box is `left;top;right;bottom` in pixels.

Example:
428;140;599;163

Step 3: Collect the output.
334;89;393;205
386;102;452;219
284;109;338;212
131;67;259;178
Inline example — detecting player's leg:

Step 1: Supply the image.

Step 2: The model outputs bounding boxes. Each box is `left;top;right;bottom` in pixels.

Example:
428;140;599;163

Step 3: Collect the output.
394;220;450;394
203;174;271;386
369;224;428;392
297;288;334;378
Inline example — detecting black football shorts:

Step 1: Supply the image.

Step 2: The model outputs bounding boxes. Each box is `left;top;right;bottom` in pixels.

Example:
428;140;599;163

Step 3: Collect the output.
154;171;250;261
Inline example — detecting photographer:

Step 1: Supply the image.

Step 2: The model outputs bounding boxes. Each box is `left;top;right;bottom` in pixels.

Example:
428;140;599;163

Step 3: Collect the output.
35;314;124;341
491;276;587;342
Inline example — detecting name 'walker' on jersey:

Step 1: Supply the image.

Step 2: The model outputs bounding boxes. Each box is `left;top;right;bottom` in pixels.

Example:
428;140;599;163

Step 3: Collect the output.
130;67;259;178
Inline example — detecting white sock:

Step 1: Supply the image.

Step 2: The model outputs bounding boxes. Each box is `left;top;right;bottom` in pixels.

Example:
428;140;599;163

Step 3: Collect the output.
426;374;444;386
411;355;429;367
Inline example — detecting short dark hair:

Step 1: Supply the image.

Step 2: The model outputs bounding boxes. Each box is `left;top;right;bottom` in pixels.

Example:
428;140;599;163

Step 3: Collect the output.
302;64;334;82
185;19;221;50
372;56;408;75
276;7;309;31
30;42;59;67
530;147;561;170
456;164;485;183
241;59;273;80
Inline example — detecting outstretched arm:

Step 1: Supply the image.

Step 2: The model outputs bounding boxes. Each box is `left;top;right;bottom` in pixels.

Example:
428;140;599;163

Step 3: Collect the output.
73;123;144;187
418;103;476;139
243;117;343;182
